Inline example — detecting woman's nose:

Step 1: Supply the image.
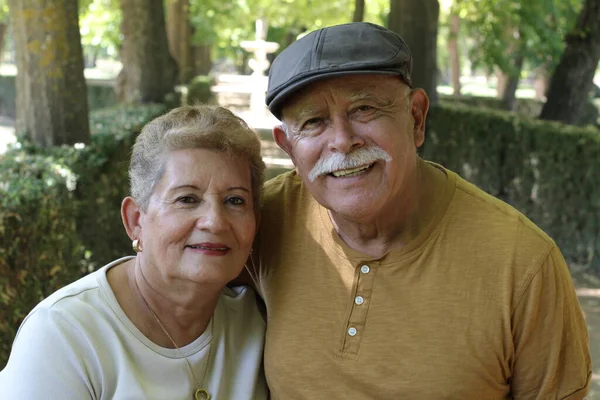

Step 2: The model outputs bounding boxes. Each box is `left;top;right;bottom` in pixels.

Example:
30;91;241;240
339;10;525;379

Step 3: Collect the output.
196;201;227;232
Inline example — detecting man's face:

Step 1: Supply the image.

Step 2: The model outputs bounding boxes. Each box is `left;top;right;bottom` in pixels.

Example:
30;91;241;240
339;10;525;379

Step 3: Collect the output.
274;74;429;222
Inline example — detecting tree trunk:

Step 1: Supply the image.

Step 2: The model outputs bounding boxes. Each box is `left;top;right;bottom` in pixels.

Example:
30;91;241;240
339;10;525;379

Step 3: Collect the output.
495;27;524;111
166;0;194;84
8;0;90;147
388;0;440;104
0;23;7;64
194;43;212;76
353;0;365;22
448;12;461;95
533;67;549;100
495;54;523;111
540;0;600;125
117;0;178;103
500;56;523;111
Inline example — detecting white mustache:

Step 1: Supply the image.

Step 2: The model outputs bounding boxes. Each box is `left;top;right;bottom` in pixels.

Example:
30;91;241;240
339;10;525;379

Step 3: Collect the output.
308;146;392;182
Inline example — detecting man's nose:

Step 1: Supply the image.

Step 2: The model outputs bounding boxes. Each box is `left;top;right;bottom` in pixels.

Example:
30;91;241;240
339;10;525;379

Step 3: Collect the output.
327;116;364;153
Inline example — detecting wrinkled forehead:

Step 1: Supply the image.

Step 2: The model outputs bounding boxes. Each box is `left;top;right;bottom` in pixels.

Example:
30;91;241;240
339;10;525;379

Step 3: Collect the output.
281;74;407;120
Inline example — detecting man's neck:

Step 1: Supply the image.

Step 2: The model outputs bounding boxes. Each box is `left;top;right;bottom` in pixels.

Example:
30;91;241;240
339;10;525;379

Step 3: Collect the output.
329;161;448;259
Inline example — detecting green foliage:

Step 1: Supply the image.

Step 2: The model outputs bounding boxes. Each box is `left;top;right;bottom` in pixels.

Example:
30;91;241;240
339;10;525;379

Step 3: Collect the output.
0;73;117;118
79;0;121;60
186;75;216;105
0;103;167;369
0;0;8;22
188;0;389;62
456;0;583;75
424;103;600;273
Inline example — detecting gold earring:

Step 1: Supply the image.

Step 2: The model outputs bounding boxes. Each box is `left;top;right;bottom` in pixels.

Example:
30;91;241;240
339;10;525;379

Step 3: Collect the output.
132;239;142;253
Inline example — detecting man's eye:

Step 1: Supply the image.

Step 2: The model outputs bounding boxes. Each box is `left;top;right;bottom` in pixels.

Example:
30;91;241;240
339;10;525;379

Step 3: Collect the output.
226;196;245;205
302;117;322;128
355;105;374;113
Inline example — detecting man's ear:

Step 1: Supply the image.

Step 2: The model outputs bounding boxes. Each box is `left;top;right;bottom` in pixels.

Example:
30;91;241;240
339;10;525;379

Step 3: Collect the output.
410;89;430;148
121;196;142;240
273;125;295;163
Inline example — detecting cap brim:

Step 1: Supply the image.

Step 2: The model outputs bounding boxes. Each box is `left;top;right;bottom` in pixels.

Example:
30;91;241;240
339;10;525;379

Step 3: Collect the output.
267;69;407;120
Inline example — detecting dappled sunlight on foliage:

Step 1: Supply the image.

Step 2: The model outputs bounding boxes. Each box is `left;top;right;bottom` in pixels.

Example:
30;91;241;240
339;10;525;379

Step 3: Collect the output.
0;103;167;369
79;0;121;60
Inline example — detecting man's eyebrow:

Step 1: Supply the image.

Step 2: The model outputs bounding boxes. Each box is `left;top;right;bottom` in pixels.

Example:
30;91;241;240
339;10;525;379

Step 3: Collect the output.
292;105;322;120
349;89;397;107
347;90;376;102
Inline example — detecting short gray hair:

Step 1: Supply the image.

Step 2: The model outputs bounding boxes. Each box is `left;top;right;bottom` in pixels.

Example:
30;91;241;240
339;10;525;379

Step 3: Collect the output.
129;105;265;215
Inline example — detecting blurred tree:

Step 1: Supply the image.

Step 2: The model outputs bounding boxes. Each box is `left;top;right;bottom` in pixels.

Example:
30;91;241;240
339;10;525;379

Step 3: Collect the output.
8;0;90;146
447;0;461;95
116;0;177;103
187;0;388;72
166;0;195;83
353;0;365;22
0;0;8;63
79;0;121;67
540;0;600;124
388;0;440;104
458;0;582;109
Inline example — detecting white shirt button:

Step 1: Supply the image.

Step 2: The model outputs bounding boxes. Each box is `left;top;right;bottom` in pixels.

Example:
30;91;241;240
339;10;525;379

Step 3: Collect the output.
354;296;364;305
347;327;358;336
360;265;370;274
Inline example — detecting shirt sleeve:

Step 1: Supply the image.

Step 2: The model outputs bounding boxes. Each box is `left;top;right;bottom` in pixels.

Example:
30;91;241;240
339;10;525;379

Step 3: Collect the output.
510;245;592;399
0;307;96;399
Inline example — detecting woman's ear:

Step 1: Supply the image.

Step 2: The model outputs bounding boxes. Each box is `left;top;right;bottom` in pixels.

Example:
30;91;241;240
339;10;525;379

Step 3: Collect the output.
121;196;142;240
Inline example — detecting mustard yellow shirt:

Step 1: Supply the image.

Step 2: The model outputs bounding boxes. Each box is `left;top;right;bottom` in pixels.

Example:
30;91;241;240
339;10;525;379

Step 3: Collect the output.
251;166;591;399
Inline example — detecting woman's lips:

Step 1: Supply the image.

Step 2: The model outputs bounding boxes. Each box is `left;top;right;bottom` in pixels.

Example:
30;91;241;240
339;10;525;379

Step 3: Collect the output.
186;242;230;255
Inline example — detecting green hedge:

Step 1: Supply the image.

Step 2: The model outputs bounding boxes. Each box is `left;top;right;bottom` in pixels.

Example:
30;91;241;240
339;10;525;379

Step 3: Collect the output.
424;104;600;274
0;104;167;369
185;75;216;105
0;74;117;119
0;75;16;118
439;94;599;126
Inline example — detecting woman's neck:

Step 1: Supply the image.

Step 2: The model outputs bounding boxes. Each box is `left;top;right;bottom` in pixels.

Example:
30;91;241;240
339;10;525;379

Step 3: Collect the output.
107;258;219;348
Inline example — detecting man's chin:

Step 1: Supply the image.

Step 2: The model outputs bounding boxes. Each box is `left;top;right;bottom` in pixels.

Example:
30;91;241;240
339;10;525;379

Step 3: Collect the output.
322;195;383;222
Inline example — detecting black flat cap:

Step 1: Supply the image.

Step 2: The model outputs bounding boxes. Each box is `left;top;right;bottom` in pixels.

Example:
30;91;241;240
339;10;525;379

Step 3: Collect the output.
266;22;413;120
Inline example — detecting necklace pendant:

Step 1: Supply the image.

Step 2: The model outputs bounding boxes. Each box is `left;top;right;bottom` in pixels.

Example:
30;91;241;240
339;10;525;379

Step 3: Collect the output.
195;388;210;400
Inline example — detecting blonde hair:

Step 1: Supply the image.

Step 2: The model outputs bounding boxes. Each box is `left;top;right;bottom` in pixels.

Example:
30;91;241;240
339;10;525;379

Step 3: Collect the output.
129;105;265;215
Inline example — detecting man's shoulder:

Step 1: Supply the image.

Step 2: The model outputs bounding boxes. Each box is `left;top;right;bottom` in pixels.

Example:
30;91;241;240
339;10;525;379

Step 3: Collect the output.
449;171;555;254
262;170;308;209
264;170;302;195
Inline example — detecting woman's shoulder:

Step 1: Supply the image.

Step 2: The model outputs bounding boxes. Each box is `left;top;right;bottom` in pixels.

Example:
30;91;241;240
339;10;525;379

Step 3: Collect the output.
219;285;265;325
35;257;132;312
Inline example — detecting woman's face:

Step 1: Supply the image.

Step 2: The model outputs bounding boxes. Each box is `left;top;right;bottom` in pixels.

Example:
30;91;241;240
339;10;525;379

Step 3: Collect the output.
139;148;256;285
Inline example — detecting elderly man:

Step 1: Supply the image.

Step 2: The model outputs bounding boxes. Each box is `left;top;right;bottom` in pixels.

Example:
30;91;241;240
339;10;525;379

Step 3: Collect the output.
247;22;591;398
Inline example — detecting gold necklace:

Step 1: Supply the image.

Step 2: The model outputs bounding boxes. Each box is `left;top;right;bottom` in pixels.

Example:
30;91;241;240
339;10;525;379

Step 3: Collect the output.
134;273;213;400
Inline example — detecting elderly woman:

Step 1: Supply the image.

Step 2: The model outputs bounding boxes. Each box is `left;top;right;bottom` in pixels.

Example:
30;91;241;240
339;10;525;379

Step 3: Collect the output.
0;105;268;399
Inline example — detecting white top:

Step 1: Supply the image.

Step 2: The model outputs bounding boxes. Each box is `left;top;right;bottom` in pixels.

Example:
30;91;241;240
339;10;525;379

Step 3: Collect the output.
0;257;268;399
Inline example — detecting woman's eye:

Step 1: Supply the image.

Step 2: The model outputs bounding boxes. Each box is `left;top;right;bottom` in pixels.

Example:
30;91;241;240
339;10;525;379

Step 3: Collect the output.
176;195;197;204
226;196;245;205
